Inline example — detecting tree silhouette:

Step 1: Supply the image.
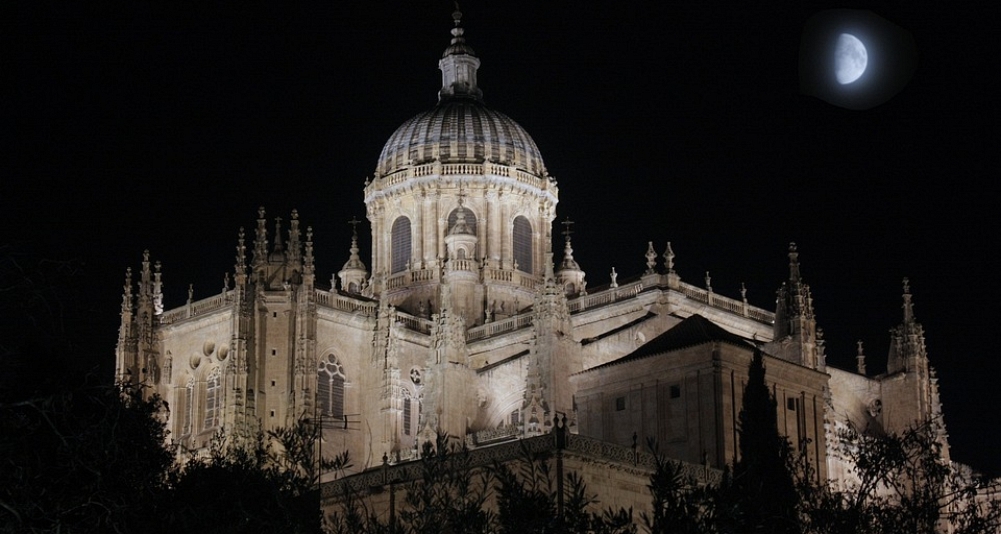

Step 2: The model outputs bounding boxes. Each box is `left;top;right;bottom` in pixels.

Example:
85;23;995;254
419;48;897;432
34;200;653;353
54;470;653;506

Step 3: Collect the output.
722;349;800;533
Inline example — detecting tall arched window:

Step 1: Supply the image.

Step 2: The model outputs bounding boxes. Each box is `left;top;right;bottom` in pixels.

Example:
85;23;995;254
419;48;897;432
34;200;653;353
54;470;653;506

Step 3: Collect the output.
318;355;346;420
513;216;533;273
403;389;413;436
391;216;412;274
203;369;221;430
182;378;194;435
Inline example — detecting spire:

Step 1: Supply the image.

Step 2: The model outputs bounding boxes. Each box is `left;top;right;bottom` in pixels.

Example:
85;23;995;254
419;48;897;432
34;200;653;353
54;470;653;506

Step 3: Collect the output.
252;207;268;268
137;250;152;309
887;277;928;374
272;217;284;256
555;217;585;296
338;216;368;294
787;242;801;283
152;260;163;315
288;209;301;264
234;227;247;278
120;267;133;314
557;218;580;271
902;276;915;324
856;340;866;375
304;226;315;275
769;243;822;369
438;5;483;101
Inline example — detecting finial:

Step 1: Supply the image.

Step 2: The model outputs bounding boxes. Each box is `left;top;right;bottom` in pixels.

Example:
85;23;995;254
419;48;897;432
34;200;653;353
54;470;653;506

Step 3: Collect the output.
610;267;618;288
273;217;284;252
304;226;315;271
452;2;462;27
645;242;657;274
348;216;361;238
235;227;247;275
856;340;867;375
663;242;675;272
121;267;133;312
187;283;194;304
788;242;800;283
705;271;712;292
902;277;915;323
740;282;747;302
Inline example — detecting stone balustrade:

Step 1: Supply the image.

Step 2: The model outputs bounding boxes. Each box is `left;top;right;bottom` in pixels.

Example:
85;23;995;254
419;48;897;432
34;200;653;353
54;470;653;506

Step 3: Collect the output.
159;293;230;325
467;313;534;341
367;162;555;196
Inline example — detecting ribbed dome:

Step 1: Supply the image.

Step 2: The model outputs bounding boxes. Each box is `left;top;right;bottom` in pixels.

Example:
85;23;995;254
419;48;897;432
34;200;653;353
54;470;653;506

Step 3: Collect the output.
376;99;546;178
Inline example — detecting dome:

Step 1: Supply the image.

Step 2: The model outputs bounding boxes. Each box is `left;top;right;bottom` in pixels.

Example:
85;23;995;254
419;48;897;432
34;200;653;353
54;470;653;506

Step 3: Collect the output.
376;99;546;177
374;9;546;179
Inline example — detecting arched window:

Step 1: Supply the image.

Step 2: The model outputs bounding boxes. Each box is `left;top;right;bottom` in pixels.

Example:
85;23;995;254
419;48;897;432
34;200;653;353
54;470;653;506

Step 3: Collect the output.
447;207;477;235
203;369;221;430
391;217;412;274
182;378;194;435
403;389;413;436
513;216;533;273
318;355;346;420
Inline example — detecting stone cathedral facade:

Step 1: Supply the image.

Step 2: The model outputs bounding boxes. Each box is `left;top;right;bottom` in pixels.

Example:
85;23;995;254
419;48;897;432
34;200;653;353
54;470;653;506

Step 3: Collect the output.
115;12;953;503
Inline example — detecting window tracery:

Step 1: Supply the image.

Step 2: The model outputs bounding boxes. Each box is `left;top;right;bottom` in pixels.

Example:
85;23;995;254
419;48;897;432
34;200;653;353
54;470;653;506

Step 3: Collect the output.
203;368;221;430
318;354;346;420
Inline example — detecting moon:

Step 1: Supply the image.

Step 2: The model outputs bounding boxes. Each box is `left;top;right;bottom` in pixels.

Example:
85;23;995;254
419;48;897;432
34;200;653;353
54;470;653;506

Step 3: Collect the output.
835;33;867;84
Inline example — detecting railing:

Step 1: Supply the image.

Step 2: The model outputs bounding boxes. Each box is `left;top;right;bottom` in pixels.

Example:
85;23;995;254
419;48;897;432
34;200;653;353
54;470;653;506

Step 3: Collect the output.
565;278;773;325
159;293;230;325
467;313;535;341
468;425;521;446
368;162;555;196
484;268;512;282
320;432;721;500
677;282;773;323
314;290;378;315
394;310;433;334
448;258;476;272
568;280;644;313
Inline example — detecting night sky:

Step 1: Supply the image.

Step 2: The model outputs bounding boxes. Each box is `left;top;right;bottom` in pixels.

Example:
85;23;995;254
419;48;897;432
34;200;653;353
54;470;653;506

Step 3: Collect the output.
7;2;999;476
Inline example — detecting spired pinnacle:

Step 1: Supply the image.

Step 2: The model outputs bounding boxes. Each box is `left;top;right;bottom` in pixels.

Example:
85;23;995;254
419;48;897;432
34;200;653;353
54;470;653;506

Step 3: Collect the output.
902;277;915;324
788;242;801;283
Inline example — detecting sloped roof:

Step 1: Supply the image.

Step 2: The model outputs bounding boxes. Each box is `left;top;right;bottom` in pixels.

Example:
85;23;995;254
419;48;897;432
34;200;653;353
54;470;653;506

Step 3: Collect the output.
586;314;756;372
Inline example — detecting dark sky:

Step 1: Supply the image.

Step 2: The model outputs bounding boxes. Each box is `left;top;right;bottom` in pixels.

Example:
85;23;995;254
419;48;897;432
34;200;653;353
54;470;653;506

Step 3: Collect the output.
7;1;999;476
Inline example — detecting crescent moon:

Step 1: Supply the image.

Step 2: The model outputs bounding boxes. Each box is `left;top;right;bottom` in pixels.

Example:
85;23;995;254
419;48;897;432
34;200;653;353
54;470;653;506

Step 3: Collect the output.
835;33;867;85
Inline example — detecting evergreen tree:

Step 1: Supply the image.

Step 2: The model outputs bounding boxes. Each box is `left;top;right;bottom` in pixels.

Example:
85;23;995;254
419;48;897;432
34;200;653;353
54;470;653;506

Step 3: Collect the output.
724;349;800;533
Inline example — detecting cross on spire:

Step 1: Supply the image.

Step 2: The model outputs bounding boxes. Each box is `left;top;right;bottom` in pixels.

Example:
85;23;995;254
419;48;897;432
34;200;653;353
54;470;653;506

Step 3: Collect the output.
347;216;361;238
561;217;574;243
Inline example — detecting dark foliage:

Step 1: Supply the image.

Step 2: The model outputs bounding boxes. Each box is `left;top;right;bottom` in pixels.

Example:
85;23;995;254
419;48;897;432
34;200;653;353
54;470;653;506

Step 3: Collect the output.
492;440;635;534
641;439;714;534
401;435;494;534
158;419;343;534
0;383;174;533
800;420;1001;534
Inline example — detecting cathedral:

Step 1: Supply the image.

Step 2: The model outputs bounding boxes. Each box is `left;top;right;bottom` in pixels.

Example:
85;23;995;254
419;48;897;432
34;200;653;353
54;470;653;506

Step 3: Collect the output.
115;9;955;512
